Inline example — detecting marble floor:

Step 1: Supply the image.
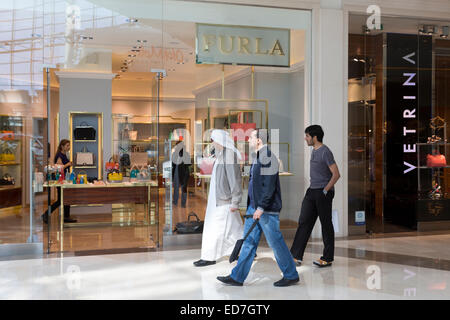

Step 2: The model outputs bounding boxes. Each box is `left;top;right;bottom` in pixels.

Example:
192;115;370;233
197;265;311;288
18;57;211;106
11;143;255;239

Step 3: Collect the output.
1;233;450;300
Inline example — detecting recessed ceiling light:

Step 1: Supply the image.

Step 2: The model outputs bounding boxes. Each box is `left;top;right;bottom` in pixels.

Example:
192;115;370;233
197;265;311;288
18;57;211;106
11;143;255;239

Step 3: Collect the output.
128;54;136;57
131;49;140;52
126;18;138;23
80;35;93;40
137;40;147;43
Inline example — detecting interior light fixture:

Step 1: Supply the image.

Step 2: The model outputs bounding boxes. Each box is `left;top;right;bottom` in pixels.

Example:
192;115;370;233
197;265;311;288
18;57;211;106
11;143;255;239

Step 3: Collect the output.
126;18;138;23
137;40;147;43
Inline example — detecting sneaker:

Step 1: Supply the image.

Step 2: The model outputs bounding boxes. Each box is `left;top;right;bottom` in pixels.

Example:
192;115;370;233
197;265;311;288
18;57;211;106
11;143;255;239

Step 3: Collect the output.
313;258;332;268
294;259;302;266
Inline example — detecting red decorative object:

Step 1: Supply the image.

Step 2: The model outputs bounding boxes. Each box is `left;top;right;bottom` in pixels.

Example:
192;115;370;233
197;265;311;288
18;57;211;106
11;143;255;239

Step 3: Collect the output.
427;154;447;167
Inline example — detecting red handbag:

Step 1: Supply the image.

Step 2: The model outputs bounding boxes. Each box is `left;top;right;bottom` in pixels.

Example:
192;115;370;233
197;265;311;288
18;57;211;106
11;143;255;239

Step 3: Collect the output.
199;157;215;175
427;153;447;167
0;131;14;141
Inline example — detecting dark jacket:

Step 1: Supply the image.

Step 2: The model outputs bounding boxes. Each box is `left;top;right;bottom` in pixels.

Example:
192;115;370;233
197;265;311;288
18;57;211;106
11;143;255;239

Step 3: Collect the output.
247;145;282;213
172;146;191;186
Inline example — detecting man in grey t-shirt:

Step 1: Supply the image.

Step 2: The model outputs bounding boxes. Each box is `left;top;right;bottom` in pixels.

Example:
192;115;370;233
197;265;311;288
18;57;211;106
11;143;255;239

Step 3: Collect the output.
290;125;341;267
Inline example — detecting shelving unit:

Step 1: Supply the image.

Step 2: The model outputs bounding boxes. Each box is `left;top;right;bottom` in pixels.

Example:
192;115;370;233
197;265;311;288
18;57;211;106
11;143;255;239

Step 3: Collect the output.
0;115;23;208
69;112;103;180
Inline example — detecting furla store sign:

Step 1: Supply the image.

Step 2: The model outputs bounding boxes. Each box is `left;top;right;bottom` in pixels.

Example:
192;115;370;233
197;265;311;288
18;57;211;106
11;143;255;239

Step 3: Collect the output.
196;24;290;67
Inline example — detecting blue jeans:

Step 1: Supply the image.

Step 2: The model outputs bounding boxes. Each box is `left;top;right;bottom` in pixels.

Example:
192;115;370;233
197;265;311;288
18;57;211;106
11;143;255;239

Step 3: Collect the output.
230;206;298;283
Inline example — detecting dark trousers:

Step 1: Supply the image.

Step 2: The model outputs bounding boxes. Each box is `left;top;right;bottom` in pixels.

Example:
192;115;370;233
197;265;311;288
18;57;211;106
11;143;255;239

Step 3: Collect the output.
290;188;335;262
173;170;187;206
42;187;71;219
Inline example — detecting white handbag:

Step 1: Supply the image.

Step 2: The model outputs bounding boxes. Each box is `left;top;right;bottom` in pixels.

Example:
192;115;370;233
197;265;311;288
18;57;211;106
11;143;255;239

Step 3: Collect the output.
76;146;94;166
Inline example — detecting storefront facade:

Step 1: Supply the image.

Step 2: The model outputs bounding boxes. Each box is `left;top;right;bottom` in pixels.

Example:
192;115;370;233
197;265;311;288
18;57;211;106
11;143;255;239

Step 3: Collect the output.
1;0;449;258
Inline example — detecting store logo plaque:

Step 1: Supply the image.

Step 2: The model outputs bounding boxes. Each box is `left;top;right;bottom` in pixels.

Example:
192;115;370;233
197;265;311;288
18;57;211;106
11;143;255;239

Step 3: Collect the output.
196;24;290;67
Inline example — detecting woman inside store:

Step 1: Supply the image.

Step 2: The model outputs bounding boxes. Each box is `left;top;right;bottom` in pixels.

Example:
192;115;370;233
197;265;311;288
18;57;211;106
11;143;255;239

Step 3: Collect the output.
193;129;244;267
41;139;77;224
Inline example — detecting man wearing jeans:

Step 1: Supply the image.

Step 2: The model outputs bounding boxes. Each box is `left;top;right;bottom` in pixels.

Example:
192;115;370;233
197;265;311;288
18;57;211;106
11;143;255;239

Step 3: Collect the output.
290;125;340;268
217;129;299;287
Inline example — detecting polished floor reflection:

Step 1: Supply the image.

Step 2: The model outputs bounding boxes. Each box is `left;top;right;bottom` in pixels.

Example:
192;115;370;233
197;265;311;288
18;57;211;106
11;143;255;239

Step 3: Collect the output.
1;233;450;299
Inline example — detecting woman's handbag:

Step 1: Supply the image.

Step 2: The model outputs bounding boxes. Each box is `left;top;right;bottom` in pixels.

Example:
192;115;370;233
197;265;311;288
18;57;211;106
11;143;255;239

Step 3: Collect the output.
76;146;94;166
174;212;204;234
199;157;215;175
0;131;14;141
427;153;447;167
0;147;15;162
108;172;123;182
0;173;15;185
74;122;96;140
77;171;88;184
130;165;140;178
105;157;119;171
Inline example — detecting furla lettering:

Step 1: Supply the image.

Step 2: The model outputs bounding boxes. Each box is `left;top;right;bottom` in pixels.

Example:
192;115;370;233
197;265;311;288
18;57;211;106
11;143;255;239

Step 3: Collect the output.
202;34;285;56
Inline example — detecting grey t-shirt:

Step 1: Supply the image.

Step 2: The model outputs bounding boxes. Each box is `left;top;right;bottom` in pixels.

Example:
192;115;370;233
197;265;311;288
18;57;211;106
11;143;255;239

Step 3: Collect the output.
310;144;335;189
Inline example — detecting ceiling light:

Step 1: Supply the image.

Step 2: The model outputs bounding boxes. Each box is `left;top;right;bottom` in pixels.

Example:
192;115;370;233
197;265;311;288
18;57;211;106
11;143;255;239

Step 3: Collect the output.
80;35;93;40
131;49;140;52
128;54;136;57
31;33;42;38
353;58;358;62
137;40;147;43
126;18;138;23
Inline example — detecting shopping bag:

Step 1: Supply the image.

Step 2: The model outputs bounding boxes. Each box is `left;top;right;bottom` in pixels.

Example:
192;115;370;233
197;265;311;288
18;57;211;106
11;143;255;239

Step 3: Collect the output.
229;218;259;263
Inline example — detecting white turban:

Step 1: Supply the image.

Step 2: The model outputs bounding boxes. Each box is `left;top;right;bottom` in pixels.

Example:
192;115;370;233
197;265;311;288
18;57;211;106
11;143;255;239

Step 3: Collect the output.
211;129;242;161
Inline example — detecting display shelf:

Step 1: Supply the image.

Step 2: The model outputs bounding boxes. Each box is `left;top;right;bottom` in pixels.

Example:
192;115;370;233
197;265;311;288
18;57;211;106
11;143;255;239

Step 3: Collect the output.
0;162;21;166
0;115;23;208
69;112;103;180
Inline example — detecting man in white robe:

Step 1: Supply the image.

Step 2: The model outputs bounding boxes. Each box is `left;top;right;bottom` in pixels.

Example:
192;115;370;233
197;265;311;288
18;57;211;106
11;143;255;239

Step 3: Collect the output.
194;129;244;267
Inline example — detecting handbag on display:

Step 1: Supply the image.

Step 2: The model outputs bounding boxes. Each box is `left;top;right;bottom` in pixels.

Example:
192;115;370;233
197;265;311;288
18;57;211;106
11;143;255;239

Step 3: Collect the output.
108;172;123;182
74;122;96;140
0;173;15;185
76;146;94;166
131;152;148;167
427;153;447;167
174;212;204;234
106;157;119;172
0;147;15;162
77;171;88;184
130;165;140;178
0;131;14;141
137;166;150;181
230;113;257;141
199;157;215;175
120;153;131;167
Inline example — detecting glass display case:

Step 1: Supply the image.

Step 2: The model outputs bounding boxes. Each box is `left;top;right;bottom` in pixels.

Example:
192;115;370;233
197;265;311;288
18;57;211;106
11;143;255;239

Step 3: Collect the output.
0;115;23;208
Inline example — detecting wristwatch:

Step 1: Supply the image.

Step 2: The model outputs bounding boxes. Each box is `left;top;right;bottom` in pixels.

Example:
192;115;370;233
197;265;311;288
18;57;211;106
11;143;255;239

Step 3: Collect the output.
323;189;328;196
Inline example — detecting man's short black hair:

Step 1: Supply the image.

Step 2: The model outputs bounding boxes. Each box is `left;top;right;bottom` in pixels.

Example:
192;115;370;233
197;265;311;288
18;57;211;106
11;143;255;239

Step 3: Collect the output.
255;128;269;145
305;125;324;142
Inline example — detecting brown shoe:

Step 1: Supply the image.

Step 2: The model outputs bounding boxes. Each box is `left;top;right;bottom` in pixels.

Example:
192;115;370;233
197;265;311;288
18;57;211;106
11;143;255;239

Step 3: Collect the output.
313;259;332;268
